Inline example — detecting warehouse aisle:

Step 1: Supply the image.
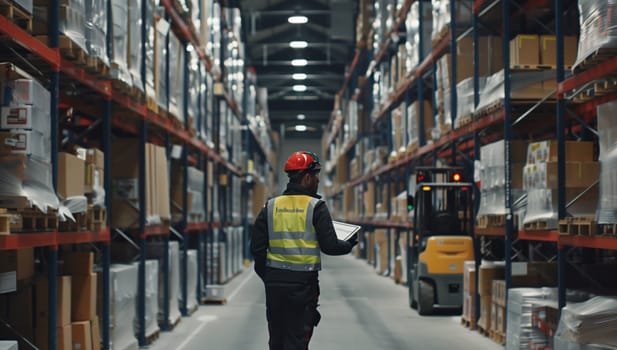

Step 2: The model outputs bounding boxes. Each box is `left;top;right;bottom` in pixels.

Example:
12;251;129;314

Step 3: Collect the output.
149;255;501;350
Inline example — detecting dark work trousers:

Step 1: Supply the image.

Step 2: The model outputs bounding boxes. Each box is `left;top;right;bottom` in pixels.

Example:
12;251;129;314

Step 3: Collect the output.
265;281;321;350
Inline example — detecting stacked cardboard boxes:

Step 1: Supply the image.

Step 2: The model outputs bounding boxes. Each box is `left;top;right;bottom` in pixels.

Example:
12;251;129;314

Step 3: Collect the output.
0;248;35;348
111;138;170;228
522;140;598;229
0;63;58;212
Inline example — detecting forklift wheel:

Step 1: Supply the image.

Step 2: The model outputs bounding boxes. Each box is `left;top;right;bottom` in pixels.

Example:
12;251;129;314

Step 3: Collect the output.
417;280;434;316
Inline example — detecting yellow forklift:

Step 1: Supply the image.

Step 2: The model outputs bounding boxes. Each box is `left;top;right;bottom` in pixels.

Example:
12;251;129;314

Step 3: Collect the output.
407;166;474;315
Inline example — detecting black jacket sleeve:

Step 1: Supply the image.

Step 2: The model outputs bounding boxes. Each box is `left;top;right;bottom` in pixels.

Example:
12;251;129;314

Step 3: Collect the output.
250;206;268;280
313;201;353;255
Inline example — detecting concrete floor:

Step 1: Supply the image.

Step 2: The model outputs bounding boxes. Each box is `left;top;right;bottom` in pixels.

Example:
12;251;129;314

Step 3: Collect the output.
148;254;502;350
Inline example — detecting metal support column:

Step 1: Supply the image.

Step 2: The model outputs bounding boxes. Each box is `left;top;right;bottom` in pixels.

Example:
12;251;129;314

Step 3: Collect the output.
102;97;112;350
137;0;148;344
555;0;567;310
162;134;171;329
180;43;190;317
418;0;426;147
48;1;60;347
137;118;147;345
449;0;458;163
472;6;482;325
502;0;514;304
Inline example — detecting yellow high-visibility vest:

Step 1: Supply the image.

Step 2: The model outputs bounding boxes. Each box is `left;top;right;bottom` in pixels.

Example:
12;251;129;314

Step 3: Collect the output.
266;195;322;271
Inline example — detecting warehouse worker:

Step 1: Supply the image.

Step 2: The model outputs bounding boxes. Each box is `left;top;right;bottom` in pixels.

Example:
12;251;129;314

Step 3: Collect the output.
250;150;357;350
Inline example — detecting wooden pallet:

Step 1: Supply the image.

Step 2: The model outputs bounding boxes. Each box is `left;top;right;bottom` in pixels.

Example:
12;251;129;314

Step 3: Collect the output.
523;220;551;231
146;96;159;114
511;64;559;70
460;316;476;329
0;0;32;32
128;85;145;104
489;330;506;345
558;216;597;236
600;223;617;237
87;205;107;232
163;315;181;331
477;323;490;337
85;56;109;79
456;114;473;128
145;329;160;345
573;48;617;74
10;208;58;232
0;209;10;235
36;35;87;65
58;211;88;232
476;214;519;229
201;297;227;305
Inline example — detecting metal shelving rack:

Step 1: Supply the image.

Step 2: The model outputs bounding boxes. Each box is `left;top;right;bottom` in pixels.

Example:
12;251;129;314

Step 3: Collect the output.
0;1;248;350
325;0;617;339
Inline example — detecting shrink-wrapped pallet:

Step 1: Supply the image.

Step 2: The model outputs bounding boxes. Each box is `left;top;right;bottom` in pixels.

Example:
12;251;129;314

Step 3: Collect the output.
109;264;138;350
596;102;617;224
574;0;617;70
555;296;617;348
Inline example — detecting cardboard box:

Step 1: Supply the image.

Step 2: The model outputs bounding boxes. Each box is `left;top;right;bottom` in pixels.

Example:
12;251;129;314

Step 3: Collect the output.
35;276;72;327
90;317;101;350
155;144;170;220
526;140;595;164
71;273;97;322
478;264;504;296
463;260;476;293
1;105;49;132
478;295;493;330
86;148;104;169
58;152;86;199
63;251;94;276
510;35;540;67
35;325;72;350
59;324;72;350
539;35;578;67
0;248;34;281
71;321;93;350
522;161;600;189
0;285;33;327
0;130;48;159
5;78;49;106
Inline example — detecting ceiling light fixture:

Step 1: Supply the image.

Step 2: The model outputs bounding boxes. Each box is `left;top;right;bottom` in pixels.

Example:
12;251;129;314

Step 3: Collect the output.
295;125;308;132
288;15;308;24
291;59;308;66
297;114;306;120
289;41;308;49
293;84;307;92
292;73;307;80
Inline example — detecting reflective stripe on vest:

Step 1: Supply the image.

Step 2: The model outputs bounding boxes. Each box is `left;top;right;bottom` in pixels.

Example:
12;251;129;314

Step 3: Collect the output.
266;195;322;271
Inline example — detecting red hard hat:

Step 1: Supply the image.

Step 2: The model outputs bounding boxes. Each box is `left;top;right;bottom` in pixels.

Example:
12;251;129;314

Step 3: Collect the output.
284;151;321;173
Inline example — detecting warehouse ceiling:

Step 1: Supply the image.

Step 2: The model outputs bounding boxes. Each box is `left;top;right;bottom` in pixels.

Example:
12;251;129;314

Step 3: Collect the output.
238;0;357;139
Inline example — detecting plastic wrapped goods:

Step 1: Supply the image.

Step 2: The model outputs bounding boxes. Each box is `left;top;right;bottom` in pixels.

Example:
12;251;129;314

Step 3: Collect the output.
596;101;617;224
477;69;556;112
431;0;472;42
556;296;617;347
574;0;617;70
146;241;181;326
127;0;143;92
0;155;59;211
33;1;87;51
110;0;131;85
179;250;198;312
405;1;433;70
85;0;109;66
134;260;160;338
109;264;138;350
